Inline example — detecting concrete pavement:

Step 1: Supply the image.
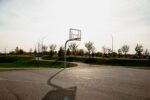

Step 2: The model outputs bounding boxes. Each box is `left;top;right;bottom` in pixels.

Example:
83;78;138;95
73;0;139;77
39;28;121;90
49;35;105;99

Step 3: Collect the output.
0;63;150;100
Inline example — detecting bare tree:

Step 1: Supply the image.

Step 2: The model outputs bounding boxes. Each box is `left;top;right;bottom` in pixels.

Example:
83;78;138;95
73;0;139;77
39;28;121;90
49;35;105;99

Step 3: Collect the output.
14;47;25;55
58;46;64;58
15;46;19;55
107;48;112;56
85;41;94;56
66;48;71;56
34;48;37;56
29;48;32;56
121;45;129;57
49;44;57;59
144;49;149;59
102;46;108;55
42;45;48;54
118;49;122;57
135;44;143;59
102;47;112;57
91;46;96;56
49;44;57;52
68;42;78;55
77;49;84;56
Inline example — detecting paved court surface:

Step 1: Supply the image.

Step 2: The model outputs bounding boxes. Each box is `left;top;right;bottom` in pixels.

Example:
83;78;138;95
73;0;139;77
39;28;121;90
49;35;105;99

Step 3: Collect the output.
0;63;150;100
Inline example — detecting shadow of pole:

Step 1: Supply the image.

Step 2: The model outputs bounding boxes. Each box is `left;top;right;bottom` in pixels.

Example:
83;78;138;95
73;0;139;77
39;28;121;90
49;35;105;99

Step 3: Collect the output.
42;68;77;100
47;68;66;90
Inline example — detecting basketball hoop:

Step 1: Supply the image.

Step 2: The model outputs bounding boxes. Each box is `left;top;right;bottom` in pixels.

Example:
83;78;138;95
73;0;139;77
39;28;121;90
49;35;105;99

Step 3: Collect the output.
64;28;81;68
69;28;81;41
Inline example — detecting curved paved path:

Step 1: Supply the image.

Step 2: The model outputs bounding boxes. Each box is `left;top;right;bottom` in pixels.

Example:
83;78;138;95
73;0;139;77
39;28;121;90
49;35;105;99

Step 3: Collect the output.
0;63;150;100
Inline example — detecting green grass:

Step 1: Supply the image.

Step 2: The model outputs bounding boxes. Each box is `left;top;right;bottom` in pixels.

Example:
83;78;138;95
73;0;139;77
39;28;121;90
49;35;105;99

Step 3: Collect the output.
0;55;32;63
66;56;150;68
0;56;77;70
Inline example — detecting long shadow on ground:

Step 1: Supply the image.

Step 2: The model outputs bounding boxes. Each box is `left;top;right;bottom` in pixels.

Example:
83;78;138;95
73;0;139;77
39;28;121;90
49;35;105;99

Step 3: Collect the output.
42;68;77;100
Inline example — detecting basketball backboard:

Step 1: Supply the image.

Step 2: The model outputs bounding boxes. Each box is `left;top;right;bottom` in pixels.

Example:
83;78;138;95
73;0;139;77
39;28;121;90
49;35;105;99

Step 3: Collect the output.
69;28;81;41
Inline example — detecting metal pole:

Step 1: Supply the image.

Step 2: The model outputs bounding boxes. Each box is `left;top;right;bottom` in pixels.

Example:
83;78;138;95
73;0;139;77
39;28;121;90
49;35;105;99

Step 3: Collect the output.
112;36;113;52
38;41;40;67
64;40;70;68
64;28;81;68
41;36;47;56
34;45;36;57
110;34;113;52
42;40;43;56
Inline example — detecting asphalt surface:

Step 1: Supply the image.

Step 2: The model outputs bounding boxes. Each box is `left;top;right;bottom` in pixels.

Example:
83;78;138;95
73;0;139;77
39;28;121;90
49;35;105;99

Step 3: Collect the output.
0;63;150;100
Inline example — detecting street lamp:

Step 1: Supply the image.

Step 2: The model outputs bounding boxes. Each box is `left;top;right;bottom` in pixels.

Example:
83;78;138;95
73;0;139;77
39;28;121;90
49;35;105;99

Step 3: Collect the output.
110;34;113;52
36;35;48;67
41;36;48;55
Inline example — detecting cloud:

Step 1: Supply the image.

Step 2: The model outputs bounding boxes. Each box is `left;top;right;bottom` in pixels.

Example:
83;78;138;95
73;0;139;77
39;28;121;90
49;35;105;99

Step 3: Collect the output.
0;0;150;53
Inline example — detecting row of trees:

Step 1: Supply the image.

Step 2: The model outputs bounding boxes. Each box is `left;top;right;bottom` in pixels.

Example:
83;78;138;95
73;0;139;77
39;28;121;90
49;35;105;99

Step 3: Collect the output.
64;42;149;59
117;44;148;59
5;41;150;59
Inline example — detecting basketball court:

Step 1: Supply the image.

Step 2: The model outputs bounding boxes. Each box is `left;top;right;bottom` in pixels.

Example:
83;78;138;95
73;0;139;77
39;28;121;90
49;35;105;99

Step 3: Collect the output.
0;63;150;100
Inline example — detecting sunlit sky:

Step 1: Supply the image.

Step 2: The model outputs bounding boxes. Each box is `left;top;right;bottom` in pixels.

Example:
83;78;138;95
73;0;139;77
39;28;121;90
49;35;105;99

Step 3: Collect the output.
0;0;150;53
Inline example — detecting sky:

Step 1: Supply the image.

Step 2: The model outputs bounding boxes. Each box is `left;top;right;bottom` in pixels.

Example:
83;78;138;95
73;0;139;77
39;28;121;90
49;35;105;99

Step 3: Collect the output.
0;0;150;53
